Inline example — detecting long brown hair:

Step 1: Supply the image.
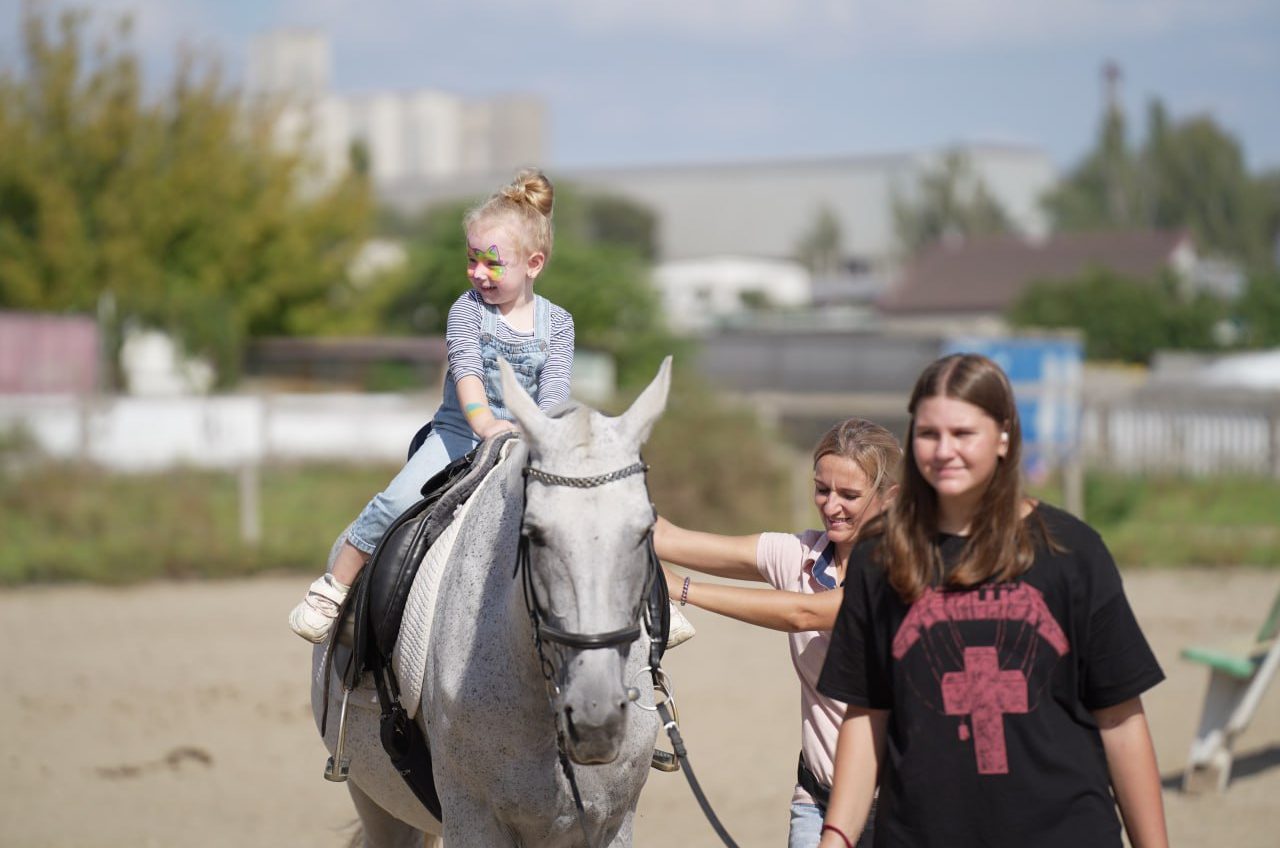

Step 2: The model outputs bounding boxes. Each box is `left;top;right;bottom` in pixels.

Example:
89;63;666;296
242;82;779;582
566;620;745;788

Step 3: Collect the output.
882;353;1047;602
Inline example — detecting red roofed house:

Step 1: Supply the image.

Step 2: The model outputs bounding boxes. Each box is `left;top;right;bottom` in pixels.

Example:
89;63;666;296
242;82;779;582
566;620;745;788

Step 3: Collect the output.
877;230;1199;333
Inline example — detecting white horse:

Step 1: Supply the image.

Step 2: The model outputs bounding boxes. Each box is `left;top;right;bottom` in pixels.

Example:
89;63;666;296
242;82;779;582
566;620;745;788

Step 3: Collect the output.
311;357;672;847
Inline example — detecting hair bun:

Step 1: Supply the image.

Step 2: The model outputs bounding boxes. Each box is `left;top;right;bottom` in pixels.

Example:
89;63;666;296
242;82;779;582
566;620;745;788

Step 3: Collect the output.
501;168;554;218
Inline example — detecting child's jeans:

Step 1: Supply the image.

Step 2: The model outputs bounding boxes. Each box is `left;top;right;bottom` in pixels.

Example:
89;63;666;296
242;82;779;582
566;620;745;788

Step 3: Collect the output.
346;422;477;554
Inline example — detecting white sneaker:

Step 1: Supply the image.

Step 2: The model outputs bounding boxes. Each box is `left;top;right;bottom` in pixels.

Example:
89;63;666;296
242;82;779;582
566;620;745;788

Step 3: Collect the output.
288;575;350;643
666;603;696;649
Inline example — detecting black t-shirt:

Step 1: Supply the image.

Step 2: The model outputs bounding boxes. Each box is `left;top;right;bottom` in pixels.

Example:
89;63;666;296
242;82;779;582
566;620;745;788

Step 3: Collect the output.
817;503;1164;848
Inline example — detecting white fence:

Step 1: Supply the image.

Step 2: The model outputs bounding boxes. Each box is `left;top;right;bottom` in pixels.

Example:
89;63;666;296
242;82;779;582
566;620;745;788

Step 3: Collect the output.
0;392;440;471
5;390;1280;479
1083;398;1280;478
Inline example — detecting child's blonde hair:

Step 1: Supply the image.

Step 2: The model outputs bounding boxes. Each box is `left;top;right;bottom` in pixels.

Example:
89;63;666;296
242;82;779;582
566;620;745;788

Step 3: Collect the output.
463;168;555;262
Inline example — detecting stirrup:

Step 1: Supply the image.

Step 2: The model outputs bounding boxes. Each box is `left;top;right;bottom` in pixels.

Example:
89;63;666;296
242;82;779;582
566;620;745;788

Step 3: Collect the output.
324;687;353;782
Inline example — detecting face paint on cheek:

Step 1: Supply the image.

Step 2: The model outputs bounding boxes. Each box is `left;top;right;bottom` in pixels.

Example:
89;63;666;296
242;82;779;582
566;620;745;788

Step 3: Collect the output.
468;244;505;280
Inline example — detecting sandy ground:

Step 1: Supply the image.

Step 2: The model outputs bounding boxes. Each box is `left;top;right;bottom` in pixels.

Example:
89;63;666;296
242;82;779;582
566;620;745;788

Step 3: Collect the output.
2;569;1277;847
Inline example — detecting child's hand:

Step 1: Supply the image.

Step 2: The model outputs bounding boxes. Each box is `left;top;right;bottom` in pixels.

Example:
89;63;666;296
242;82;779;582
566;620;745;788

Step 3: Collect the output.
476;418;518;440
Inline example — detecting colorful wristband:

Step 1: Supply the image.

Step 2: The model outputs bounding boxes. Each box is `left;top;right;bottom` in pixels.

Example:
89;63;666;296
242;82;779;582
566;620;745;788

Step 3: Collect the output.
463;402;489;421
679;577;690;606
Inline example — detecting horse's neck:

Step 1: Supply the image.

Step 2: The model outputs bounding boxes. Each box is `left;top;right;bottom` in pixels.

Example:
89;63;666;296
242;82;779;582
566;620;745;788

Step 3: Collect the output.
430;452;546;698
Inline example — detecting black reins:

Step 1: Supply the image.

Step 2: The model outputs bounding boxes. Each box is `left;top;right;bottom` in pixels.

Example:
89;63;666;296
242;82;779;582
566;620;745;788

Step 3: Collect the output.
516;457;741;848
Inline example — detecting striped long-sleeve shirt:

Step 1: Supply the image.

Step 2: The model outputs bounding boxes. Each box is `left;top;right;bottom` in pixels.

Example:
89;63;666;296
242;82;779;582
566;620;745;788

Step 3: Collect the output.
444;289;575;411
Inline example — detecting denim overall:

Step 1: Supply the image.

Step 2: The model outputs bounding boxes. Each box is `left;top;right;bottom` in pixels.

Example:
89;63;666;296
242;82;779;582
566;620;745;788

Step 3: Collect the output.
346;296;551;554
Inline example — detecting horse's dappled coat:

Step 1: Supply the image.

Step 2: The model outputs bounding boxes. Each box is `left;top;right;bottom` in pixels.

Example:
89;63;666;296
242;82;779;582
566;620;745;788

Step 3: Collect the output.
309;357;672;847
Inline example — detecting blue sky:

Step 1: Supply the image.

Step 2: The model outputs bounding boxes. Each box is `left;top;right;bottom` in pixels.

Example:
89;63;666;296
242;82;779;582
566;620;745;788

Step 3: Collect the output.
4;0;1278;173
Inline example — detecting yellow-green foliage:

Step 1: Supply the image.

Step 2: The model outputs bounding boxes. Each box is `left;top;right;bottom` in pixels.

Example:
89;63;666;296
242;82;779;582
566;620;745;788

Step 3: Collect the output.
0;5;375;384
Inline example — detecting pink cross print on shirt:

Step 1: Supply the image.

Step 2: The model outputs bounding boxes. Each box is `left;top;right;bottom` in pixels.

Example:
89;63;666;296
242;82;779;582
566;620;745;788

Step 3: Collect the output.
941;646;1029;774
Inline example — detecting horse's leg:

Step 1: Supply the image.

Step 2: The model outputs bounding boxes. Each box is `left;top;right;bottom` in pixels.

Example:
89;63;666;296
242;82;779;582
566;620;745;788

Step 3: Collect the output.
347;781;427;848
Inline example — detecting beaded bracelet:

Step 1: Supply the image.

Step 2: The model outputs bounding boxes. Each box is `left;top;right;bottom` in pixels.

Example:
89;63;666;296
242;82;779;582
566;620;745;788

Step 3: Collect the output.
821;824;855;848
679;576;690;606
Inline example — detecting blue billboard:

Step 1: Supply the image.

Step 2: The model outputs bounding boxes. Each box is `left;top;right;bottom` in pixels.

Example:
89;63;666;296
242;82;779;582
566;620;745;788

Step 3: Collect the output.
941;336;1083;481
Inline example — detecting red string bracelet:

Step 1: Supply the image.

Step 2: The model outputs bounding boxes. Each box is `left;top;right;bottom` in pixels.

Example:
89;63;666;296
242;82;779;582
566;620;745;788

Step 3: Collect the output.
821;823;855;848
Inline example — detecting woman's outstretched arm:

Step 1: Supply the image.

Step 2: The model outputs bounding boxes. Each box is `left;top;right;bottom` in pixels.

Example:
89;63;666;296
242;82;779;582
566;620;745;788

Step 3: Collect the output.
664;565;842;632
653;515;765;583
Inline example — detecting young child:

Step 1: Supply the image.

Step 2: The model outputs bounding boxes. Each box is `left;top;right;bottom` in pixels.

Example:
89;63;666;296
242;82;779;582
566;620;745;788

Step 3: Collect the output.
815;354;1168;848
655;418;900;848
289;169;573;643
291;167;695;649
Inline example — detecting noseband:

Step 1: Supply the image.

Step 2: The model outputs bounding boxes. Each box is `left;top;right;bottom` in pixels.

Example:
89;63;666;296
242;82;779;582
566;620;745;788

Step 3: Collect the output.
516;460;657;654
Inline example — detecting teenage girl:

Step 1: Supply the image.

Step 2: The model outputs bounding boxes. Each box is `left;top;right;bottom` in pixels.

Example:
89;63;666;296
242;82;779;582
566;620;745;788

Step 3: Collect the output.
816;354;1168;848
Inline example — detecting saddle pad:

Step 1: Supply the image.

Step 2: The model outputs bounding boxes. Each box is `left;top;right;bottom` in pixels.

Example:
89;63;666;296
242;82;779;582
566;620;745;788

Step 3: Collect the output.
393;436;521;718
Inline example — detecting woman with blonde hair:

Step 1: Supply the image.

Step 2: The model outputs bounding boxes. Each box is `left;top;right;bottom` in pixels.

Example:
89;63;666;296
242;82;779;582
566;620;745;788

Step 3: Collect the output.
656;417;901;848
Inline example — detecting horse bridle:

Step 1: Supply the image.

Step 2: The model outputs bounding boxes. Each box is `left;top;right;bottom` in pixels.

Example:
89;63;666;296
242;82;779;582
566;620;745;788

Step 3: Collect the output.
515;459;659;657
515;455;740;848
512;457;663;848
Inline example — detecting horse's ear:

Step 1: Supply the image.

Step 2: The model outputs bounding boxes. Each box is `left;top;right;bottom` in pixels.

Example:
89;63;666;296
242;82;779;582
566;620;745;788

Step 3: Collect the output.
620;355;672;446
499;357;549;440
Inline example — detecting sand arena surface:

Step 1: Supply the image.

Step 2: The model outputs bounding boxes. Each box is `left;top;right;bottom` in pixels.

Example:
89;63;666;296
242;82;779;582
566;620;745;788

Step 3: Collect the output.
2;569;1277;847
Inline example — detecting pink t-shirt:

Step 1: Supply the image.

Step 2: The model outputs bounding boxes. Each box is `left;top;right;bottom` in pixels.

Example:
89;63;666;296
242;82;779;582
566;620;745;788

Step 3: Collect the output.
756;529;846;805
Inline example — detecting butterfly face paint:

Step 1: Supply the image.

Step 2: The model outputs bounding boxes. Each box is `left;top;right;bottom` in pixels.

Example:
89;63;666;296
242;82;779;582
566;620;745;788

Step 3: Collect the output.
465;219;541;314
468;244;506;280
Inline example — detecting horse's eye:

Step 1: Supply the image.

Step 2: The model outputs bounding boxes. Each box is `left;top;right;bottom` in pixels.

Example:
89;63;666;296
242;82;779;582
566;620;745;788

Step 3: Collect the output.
523;526;547;547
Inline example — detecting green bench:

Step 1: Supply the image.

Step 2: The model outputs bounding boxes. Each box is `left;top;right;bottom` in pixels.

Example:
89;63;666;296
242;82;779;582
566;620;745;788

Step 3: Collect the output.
1180;585;1280;794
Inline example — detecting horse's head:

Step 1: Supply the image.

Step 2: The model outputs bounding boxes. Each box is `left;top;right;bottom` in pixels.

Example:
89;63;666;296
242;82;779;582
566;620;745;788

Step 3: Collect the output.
500;355;672;765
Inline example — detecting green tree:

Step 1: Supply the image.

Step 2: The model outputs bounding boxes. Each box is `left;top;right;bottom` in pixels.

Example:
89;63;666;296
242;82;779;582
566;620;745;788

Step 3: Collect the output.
1234;268;1280;348
892;149;1011;255
1008;267;1226;363
1044;100;1142;231
1141;105;1271;264
374;185;682;390
0;4;373;385
1045;96;1277;267
794;205;842;276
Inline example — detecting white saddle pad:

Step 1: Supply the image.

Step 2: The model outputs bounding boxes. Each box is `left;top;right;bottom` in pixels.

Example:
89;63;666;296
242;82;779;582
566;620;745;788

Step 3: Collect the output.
392;437;520;718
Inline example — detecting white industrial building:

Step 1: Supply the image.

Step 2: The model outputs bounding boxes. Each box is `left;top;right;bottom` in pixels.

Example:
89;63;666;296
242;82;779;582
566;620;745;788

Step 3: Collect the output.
653;256;812;332
378;145;1057;330
243;31;1059;334
380;145;1055;267
246;30;545;186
